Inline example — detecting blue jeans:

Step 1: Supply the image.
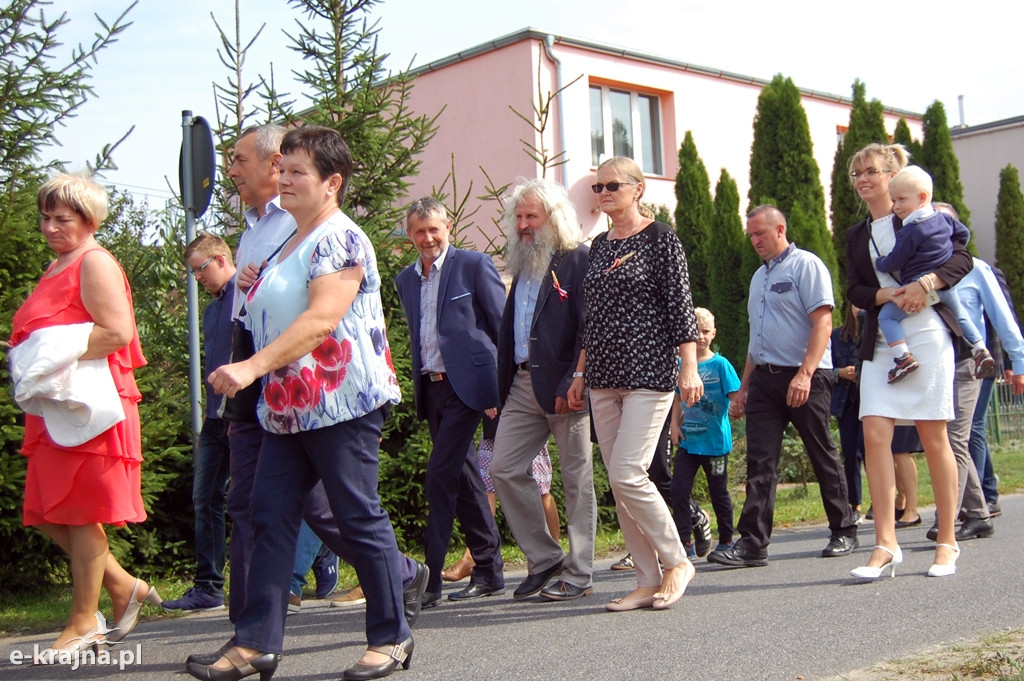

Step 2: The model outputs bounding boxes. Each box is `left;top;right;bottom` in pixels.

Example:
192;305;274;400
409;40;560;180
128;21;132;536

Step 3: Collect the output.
234;409;410;653
291;521;322;596
193;417;231;596
968;376;999;504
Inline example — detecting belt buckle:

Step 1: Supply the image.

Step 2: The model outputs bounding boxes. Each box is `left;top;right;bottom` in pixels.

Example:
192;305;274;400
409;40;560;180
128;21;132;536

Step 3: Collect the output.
428;372;444;382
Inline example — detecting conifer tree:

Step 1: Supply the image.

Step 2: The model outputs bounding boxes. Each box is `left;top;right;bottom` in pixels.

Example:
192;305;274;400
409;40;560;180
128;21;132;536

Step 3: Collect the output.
995;164;1024;308
748;74;840;309
829;80;887;290
892;117;922;162
674;131;713;306
708;169;750;372
249;0;439;544
919;101;972;227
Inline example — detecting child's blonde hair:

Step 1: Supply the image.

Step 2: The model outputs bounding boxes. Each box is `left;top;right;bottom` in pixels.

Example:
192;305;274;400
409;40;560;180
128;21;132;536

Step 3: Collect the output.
694;307;715;327
889;165;933;203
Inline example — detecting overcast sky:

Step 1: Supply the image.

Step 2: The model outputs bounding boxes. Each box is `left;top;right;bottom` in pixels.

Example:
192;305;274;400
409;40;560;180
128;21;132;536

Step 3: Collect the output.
45;0;1024;206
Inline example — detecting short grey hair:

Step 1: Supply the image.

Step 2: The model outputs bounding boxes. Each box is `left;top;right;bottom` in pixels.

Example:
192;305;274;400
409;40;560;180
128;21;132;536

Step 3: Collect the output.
238;124;287;159
747;204;786;227
405;196;449;230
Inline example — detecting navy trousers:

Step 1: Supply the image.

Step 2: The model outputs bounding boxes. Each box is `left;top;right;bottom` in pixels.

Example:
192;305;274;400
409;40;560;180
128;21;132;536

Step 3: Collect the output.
421;377;503;594
235;409;410;652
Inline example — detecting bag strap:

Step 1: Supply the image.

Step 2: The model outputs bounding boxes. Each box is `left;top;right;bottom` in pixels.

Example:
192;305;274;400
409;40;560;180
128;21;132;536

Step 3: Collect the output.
237;229;298;320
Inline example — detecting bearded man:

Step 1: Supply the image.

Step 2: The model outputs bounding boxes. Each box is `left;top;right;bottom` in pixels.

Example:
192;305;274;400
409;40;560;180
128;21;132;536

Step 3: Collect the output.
489;179;597;602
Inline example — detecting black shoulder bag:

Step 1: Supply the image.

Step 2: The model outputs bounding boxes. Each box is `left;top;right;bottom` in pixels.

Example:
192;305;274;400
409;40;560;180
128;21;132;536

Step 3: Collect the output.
220;231;296;423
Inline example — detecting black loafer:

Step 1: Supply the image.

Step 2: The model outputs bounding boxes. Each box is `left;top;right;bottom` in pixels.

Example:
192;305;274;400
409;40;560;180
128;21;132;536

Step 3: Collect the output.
707;543;768;568
926;521;939;541
403;560;430;626
447;582;505;601
955;517;995;541
512;561;563;599
420;591;441;609
539;580;594;601
821;535;858;557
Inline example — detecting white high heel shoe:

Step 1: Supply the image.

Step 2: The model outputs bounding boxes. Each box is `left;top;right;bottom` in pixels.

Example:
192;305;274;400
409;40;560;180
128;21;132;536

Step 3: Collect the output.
850;545;903;580
927;543;960;577
106;579;162;644
34;611;112;664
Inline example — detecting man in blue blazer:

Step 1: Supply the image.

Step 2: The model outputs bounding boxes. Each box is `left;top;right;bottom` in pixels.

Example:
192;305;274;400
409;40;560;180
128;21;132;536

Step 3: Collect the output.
489;180;597;602
396;197;506;608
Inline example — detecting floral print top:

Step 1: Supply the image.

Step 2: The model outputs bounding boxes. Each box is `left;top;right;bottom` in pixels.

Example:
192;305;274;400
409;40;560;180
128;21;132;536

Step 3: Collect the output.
582;220;698;392
245;211;401;434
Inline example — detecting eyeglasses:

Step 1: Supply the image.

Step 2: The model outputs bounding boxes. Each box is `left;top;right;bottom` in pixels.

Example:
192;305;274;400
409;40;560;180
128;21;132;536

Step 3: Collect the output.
189;257;215;276
591;182;633;194
849;168;884;179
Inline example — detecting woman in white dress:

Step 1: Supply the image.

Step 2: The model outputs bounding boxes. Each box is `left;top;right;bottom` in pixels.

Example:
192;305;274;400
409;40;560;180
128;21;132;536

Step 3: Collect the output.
844;143;971;579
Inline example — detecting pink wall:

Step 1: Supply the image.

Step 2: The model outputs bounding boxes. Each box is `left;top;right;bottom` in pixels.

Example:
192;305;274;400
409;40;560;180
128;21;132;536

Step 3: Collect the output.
403;32;923;252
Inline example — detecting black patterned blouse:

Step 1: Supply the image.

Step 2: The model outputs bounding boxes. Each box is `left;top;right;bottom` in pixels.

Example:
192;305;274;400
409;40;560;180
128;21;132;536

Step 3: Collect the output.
582;221;698;391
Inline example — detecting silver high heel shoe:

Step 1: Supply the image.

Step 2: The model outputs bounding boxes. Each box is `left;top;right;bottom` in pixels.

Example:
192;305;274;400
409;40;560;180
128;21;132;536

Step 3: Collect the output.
927;543;960;577
850;545;903;580
106;579;162;644
34;611;112;664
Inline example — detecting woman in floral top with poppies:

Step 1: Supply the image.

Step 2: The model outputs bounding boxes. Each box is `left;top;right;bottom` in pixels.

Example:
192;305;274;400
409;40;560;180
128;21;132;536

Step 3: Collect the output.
199;126;410;681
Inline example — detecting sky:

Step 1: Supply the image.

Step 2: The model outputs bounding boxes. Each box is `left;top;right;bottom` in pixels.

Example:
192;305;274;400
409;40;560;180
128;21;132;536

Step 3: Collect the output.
44;0;1024;208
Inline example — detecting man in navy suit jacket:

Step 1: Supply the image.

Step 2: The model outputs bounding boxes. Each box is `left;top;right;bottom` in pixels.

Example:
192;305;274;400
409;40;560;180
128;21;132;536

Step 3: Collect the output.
488;180;597;602
396;197;506;608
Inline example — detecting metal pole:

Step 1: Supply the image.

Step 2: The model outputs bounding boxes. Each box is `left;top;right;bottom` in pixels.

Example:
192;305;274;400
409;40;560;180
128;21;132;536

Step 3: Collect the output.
182;110;203;448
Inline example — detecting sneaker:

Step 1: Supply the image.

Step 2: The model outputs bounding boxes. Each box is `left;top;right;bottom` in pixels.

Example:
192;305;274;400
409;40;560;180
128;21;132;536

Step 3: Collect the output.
288;592;301;615
973;347;996;379
161;586;225;612
988;501;1002;518
851;509;863;525
610;554;634;571
684;542;697;559
888;353;919;383
691;504;713;558
330;585;366;608
312;546;339;599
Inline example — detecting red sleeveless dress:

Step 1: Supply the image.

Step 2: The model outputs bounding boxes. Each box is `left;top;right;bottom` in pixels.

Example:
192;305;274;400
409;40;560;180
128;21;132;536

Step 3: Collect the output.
10;248;147;526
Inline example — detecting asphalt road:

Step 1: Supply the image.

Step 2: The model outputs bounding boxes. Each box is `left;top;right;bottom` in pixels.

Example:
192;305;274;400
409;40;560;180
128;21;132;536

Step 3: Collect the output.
3;494;1022;681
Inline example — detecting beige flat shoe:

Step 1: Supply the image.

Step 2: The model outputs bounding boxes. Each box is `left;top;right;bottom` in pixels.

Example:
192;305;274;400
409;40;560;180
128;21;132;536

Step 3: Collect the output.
605;594;655;612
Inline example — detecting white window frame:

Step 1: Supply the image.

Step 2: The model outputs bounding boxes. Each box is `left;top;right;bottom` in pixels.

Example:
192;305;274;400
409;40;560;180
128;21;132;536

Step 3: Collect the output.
590;84;663;175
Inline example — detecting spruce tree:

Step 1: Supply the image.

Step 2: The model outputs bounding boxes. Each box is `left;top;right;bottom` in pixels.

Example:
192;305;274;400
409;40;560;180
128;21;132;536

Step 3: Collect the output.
674;131;714;307
235;0;439;545
995;164;1024;309
829;80;887;291
919;101;972;228
748;74;840;310
708;169;750;373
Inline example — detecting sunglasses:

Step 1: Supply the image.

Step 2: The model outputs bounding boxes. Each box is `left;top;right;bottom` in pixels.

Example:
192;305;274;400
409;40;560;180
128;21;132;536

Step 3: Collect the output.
849;168;883;179
591;182;633;194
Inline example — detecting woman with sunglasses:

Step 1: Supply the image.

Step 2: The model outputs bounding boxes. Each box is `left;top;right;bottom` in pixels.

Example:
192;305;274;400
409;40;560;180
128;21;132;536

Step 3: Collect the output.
845;143;968;580
568;156;700;611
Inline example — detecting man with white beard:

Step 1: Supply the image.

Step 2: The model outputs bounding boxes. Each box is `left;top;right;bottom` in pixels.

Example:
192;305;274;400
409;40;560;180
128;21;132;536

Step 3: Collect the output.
490;179;597;601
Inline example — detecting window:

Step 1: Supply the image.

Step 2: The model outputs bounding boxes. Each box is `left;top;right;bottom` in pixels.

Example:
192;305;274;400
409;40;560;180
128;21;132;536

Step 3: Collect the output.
590;84;663;175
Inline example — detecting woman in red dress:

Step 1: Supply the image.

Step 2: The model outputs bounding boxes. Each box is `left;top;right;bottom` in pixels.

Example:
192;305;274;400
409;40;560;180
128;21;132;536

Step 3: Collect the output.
9;174;159;662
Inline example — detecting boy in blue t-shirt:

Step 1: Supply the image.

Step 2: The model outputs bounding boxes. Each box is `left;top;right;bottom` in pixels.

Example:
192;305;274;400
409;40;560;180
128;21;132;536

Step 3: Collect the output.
669;307;741;557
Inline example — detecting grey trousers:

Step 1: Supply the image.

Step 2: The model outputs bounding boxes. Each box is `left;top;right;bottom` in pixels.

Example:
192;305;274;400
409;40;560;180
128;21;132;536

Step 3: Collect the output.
491;369;597;588
948;359;990;520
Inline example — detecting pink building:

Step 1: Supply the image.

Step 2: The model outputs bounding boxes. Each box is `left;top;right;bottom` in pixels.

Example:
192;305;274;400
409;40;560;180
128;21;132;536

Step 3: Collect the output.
402;28;922;247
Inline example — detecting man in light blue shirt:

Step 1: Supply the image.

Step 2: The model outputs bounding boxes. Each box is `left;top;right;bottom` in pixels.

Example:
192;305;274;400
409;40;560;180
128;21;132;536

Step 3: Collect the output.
709;205;857;568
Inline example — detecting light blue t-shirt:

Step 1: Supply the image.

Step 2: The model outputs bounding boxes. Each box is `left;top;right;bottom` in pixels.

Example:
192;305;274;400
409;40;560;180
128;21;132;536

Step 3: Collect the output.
679;353;741;456
245;211;401;434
